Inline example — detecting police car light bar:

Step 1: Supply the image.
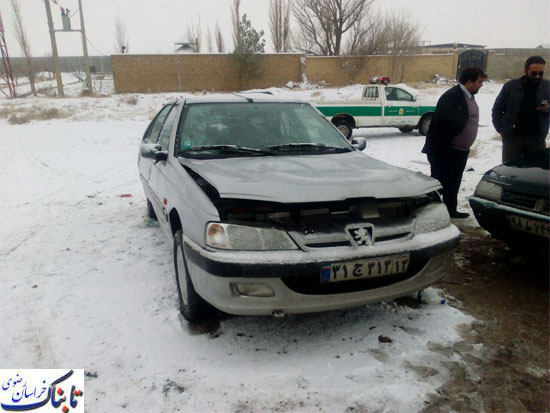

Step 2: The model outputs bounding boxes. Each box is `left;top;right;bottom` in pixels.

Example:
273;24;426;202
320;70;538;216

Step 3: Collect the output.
369;76;391;85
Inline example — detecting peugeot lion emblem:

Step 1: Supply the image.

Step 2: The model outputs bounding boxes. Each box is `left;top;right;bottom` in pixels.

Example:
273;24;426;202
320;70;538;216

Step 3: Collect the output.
346;224;375;247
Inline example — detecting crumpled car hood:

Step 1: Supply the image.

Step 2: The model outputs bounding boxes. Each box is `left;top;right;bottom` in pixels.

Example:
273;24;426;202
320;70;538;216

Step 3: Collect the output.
488;148;549;191
179;151;440;203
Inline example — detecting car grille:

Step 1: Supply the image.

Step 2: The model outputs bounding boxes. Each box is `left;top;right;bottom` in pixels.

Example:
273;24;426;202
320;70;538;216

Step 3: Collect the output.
288;217;414;250
281;259;428;295
501;191;549;216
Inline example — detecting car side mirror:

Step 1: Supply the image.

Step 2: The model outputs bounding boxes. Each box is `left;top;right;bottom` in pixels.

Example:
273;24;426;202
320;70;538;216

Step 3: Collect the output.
141;143;168;162
351;137;367;151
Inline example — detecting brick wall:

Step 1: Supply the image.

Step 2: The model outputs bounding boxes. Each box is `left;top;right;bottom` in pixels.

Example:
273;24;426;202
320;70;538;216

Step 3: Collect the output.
112;53;460;93
116;51;550;93
486;49;550;80
305;54;458;86
112;54;302;93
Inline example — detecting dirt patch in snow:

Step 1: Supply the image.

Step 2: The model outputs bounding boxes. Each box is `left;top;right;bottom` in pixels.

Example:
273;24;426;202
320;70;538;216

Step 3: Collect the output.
424;225;550;412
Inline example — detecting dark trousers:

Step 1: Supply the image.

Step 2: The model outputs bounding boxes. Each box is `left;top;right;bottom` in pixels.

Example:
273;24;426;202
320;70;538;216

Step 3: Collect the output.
502;134;546;163
427;148;469;214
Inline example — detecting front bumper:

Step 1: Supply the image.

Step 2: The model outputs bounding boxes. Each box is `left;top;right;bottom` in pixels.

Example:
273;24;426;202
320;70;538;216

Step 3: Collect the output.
469;196;550;243
183;225;460;315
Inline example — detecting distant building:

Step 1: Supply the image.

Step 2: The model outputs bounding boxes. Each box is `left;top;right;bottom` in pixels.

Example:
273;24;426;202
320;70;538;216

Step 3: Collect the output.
174;36;197;54
421;42;486;54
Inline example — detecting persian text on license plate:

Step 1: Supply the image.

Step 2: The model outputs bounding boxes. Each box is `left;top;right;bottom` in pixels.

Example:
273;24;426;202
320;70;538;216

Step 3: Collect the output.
320;253;410;283
508;215;550;238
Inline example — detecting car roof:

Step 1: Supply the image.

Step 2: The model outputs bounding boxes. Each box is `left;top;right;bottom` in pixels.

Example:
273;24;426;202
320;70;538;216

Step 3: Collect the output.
180;93;305;105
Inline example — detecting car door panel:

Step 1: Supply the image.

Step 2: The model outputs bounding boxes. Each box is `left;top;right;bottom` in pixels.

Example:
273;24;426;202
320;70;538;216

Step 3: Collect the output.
383;87;417;126
149;105;180;236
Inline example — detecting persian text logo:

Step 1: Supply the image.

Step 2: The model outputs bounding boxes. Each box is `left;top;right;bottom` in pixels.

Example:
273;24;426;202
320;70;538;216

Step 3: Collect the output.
0;370;84;412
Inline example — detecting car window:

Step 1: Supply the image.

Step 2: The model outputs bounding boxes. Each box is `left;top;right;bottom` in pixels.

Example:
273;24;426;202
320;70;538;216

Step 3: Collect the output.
144;105;172;143
175;103;349;155
363;86;379;101
385;87;413;102
158;107;178;151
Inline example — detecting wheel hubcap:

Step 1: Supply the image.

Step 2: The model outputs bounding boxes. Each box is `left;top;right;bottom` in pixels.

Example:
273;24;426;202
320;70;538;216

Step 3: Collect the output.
176;245;188;306
423;119;431;133
338;125;349;136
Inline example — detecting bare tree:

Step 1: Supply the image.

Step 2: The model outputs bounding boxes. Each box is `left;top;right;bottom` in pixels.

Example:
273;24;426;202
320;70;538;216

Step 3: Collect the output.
114;14;129;54
344;12;385;56
384;10;423;82
206;27;213;53
231;0;242;51
269;0;291;52
340;12;386;83
10;0;36;96
186;17;202;53
215;23;225;53
292;0;376;56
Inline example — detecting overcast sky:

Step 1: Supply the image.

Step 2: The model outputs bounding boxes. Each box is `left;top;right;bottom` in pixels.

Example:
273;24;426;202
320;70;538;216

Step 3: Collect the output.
0;0;549;57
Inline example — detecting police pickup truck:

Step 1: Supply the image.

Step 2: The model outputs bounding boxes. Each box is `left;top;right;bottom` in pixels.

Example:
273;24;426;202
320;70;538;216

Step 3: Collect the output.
316;78;436;139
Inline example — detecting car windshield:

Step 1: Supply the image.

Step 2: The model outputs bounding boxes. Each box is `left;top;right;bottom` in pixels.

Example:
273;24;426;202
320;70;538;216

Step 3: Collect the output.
175;102;351;158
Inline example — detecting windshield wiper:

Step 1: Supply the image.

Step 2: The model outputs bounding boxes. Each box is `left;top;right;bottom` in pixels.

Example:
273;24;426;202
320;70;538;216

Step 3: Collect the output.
179;145;273;157
265;143;350;153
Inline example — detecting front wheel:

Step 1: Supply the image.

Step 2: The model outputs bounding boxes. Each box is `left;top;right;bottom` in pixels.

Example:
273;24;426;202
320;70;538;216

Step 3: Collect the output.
174;230;215;322
418;114;433;136
334;119;353;140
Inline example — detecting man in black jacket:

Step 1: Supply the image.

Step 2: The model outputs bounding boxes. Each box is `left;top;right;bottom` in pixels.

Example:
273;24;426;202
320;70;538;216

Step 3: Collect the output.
492;56;550;162
422;66;486;219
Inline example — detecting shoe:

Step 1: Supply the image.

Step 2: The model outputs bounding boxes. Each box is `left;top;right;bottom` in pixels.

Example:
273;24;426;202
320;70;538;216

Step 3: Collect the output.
449;211;470;219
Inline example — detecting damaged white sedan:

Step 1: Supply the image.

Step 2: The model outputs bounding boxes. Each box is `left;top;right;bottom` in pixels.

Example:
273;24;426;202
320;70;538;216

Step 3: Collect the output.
138;94;459;321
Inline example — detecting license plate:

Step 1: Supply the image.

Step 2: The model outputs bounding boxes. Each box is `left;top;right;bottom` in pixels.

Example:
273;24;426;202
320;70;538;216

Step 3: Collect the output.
508;215;550;238
320;253;410;283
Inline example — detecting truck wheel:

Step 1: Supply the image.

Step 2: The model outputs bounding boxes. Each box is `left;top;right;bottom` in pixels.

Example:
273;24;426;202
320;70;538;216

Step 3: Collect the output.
419;114;433;136
334;119;353;140
147;199;157;220
399;127;414;133
174;230;215;322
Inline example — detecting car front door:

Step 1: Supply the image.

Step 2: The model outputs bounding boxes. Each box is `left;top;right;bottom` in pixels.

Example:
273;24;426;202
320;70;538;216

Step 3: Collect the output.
382;87;418;126
139;104;173;185
148;104;180;235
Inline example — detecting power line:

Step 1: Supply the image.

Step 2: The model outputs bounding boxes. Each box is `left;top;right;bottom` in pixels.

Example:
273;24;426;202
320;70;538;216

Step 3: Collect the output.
85;35;107;56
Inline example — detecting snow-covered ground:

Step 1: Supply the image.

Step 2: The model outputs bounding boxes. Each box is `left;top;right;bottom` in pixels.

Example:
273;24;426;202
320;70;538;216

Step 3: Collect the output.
0;80;521;412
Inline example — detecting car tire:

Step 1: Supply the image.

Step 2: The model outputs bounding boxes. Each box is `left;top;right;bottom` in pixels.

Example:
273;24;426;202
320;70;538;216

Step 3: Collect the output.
399;126;414;133
334;119;353;140
147;199;158;220
173;230;215;322
418;114;433;136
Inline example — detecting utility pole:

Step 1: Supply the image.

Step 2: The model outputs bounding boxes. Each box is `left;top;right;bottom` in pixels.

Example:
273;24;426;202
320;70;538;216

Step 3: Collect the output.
44;0;64;97
77;0;92;95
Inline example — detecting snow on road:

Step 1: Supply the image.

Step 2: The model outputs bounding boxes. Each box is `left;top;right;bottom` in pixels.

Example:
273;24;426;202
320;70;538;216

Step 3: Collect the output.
0;81;508;412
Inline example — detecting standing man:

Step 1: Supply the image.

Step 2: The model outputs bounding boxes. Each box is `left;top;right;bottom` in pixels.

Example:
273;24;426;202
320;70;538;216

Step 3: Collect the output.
422;66;486;219
492;56;550;162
